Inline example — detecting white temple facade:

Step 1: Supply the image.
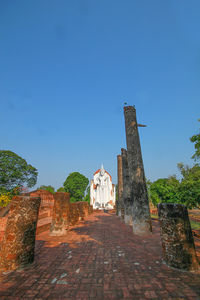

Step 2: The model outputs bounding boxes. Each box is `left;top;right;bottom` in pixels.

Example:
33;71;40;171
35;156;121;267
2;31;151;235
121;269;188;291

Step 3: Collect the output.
90;165;116;210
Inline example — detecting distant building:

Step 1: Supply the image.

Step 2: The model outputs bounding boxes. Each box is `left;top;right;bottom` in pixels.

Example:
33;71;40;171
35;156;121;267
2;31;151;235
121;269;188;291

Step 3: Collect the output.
90;165;115;210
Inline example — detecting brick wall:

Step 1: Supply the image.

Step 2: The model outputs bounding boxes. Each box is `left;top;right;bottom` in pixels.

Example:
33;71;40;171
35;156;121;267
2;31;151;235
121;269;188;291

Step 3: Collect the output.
29;190;54;207
0;190;54;236
69;202;93;226
0;217;7;232
0;192;93;238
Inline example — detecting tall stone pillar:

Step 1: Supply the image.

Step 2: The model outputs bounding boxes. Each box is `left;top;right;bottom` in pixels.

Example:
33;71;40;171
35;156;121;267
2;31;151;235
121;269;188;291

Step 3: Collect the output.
124;106;152;235
158;203;199;271
0;195;41;271
117;154;123;217
121;148;132;225
50;192;70;236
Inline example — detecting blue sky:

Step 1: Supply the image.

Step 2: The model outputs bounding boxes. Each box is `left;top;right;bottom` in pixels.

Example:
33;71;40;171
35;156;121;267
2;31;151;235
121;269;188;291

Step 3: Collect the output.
0;0;200;189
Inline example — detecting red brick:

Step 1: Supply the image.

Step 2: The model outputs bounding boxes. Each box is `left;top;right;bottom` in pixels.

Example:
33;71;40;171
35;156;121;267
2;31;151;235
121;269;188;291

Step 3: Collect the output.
0;212;199;299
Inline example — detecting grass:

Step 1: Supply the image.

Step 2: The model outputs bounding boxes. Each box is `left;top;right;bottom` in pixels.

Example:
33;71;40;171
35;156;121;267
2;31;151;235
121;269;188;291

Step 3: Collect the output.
190;220;200;231
151;214;158;220
151;214;200;231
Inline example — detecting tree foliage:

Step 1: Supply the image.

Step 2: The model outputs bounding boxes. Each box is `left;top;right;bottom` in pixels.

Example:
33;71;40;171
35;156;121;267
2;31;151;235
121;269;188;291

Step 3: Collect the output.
177;163;200;208
149;176;180;207
63;172;89;203
38;185;55;194
0;150;38;193
0;192;11;207
57;187;65;192
83;185;90;203
190;119;200;162
148;164;200;209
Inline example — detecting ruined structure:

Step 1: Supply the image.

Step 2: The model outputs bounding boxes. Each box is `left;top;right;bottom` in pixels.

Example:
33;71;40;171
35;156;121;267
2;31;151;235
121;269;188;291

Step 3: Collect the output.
158;203;199;271
50;192;70;236
69;203;80;225
90;165;115;210
117;154;123;217
124;106;152;235
0;191;94;238
121;148;132;225
0;195;41;271
30;189;54;208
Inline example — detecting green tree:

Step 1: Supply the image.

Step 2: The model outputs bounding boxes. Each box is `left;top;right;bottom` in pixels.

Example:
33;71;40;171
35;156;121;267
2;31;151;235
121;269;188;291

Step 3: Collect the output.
148;164;200;209
83;185;90;203
190;119;200;162
38;185;55;194
57;187;65;192
63;172;89;203
149;176;180;207
177;163;200;208
0;150;38;194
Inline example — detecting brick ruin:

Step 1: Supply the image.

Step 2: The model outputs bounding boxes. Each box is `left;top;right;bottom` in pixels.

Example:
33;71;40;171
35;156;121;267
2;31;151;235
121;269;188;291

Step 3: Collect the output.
50;192;70;236
30;189;55;234
0;106;199;274
30;189;55;207
0;190;93;237
0;195;41;271
50;193;93;236
0;191;93;271
158;203;199;271
116;105;200;272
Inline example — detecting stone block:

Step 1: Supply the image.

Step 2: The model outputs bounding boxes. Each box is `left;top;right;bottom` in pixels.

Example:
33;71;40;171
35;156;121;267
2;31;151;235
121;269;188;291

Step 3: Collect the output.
0;195;41;271
76;202;89;220
158;203;199;271
69;203;80;225
50;192;70;236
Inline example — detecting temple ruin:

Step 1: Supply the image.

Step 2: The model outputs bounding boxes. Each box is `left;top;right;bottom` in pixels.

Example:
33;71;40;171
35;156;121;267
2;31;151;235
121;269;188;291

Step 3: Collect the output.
121;148;132;225
116;106;152;235
0;195;41;271
50;192;70;236
117;154;123;217
158;203;199;271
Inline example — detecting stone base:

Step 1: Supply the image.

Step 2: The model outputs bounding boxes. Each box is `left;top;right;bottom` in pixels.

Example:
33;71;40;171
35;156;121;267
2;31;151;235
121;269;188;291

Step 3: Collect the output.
124;214;133;225
132;219;152;235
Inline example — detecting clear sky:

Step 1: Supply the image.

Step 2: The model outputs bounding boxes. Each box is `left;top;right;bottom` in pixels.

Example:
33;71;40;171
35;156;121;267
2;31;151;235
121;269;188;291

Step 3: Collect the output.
1;0;200;189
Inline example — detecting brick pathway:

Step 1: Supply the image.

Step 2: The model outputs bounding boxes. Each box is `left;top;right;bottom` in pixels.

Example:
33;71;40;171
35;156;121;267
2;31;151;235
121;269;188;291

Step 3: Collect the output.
0;211;200;299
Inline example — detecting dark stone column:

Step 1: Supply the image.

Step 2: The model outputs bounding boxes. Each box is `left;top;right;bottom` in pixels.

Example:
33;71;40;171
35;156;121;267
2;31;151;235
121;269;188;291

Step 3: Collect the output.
124;106;152;235
121;148;132;225
50;192;70;236
117;154;123;217
158;203;199;271
0;195;41;271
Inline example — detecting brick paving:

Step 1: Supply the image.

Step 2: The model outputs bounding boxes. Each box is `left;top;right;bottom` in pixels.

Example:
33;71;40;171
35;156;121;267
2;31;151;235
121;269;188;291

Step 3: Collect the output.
0;211;200;300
